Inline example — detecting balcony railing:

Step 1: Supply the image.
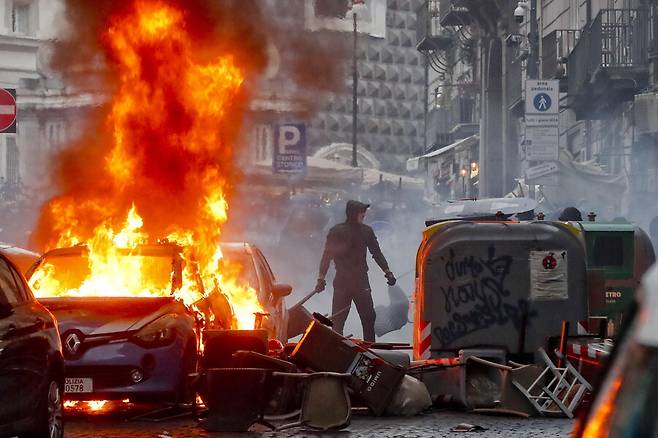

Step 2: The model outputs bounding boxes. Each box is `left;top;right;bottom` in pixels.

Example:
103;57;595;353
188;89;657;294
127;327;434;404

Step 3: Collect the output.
568;9;650;97
542;29;580;79
417;0;453;52
439;0;471;27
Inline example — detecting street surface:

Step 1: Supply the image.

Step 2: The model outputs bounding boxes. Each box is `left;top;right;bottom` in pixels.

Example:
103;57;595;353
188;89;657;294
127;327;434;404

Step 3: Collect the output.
65;409;573;437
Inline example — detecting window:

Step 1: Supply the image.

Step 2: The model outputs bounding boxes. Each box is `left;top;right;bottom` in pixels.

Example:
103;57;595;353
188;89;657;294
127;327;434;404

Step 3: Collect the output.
9;265;30;302
0;258;21;305
592;235;624;266
10;1;31;35
5;137;19;184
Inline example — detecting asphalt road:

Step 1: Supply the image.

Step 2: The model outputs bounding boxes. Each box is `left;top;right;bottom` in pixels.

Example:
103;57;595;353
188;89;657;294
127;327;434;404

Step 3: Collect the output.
65;407;573;437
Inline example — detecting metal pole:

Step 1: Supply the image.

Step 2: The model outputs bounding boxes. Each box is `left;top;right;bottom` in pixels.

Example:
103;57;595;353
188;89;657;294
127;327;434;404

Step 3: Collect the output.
351;11;359;168
528;0;538;79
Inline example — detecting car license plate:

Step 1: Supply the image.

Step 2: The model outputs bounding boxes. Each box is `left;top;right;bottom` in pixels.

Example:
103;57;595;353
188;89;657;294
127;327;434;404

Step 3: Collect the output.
65;377;93;393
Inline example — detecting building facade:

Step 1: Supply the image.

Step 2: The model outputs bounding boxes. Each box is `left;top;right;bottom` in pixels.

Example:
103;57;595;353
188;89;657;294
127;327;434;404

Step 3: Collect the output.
417;0;658;223
0;0;88;191
307;0;427;170
244;0;427;173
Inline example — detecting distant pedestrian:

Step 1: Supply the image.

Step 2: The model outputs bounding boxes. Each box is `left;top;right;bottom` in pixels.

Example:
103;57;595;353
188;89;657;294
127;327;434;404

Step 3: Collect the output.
314;200;396;342
558;206;583;221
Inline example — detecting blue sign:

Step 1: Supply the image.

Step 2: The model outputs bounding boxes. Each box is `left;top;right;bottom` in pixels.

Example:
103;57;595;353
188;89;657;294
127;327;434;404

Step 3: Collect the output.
273;124;306;174
533;93;552;112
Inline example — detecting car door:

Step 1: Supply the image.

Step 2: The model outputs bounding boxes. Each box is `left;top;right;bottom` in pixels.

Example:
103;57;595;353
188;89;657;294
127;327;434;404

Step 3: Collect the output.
0;256;46;424
252;250;287;341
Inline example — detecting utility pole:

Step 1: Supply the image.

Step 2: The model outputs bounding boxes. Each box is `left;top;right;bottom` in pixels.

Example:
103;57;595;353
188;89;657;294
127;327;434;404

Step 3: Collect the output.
351;10;359;168
526;0;539;200
528;0;539;79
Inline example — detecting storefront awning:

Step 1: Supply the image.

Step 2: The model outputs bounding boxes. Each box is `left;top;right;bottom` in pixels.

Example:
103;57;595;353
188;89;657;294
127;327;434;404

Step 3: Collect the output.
406;135;479;172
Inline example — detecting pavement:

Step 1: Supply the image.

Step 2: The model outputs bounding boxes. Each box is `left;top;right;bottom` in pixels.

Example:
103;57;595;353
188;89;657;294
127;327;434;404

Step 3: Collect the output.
65;408;574;437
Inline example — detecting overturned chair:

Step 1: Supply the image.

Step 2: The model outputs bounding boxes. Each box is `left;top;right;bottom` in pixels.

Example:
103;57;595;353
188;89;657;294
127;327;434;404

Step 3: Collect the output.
272;372;352;431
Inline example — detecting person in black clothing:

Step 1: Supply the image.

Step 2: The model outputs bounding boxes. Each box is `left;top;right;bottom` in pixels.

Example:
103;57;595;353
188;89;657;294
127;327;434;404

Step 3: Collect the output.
314;200;396;341
558;206;583;221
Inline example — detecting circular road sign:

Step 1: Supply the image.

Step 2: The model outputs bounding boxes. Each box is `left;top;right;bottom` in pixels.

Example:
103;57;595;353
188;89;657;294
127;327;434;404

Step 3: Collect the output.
542;255;558;270
0;89;16;132
533;92;552;112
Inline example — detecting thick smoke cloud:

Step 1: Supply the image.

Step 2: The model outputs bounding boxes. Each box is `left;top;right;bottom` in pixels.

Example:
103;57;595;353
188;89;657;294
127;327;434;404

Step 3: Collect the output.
32;0;348;250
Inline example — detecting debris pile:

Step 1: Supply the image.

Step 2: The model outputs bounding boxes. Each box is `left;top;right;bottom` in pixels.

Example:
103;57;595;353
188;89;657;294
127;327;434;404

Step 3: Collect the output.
195;317;431;432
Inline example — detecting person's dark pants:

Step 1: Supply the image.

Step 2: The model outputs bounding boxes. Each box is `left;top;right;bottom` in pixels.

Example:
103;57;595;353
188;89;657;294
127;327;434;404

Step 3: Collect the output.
331;278;376;342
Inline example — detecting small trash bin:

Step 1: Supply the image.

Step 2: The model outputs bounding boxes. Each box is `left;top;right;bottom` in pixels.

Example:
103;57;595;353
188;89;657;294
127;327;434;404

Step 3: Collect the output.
200;367;268;432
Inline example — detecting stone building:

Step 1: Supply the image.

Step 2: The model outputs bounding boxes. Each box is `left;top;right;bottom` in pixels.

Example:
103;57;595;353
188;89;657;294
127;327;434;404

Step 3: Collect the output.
306;0;427;170
415;0;658;221
245;0;427;173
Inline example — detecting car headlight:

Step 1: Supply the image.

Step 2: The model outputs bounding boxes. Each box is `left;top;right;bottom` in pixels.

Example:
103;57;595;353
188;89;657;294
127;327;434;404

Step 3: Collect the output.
133;314;179;348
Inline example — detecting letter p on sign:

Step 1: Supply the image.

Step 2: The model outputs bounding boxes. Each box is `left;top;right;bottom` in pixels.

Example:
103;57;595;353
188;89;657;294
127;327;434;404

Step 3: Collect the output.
278;125;301;154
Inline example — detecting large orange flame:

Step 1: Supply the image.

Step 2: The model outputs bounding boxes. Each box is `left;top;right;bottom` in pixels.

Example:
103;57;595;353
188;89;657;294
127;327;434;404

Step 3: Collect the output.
30;1;264;330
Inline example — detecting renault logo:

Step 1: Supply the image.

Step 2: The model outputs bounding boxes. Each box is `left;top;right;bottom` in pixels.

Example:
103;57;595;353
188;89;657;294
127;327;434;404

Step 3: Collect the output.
65;333;81;355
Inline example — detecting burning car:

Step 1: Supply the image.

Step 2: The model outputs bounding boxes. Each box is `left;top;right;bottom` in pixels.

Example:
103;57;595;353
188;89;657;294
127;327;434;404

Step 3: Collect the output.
217;243;291;342
27;243;197;403
26;240;289;402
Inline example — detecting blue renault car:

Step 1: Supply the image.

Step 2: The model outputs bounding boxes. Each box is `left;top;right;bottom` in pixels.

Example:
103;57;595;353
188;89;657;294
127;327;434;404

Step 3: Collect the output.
27;243;198;403
26;241;290;403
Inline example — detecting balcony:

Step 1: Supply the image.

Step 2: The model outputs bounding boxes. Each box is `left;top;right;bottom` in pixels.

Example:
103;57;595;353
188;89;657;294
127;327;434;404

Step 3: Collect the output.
447;95;478;138
542;29;580;91
417;0;453;52
439;0;471;27
568;9;651;119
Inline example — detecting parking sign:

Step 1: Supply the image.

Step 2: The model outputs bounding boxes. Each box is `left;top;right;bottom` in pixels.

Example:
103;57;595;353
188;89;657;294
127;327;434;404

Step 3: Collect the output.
273;124;306;174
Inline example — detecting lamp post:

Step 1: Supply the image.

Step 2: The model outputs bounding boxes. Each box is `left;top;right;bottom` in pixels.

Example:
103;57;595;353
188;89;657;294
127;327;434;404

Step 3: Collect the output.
350;0;367;168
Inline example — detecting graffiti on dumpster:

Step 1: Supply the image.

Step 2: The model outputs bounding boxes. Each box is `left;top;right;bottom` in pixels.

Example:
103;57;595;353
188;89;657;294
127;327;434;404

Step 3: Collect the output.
433;246;538;347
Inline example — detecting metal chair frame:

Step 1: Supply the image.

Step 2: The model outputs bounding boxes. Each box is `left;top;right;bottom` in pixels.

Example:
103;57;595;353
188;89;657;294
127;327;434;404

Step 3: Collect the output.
512;348;592;418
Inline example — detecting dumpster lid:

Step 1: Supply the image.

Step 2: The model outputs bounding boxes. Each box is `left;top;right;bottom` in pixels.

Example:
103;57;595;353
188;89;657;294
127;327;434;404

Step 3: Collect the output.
578;222;635;233
429;198;537;222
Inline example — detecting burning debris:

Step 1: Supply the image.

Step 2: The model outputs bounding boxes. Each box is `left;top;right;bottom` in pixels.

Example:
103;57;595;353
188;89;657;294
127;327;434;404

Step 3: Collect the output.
30;0;269;329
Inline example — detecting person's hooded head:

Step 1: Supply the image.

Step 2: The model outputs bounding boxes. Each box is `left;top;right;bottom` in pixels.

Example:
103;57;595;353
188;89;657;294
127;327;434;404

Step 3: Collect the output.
558;206;583;221
345;200;369;223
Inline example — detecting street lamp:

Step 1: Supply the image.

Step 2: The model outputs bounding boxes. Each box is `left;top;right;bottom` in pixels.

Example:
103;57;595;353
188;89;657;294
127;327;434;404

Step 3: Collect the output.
351;0;367;168
460;167;468;197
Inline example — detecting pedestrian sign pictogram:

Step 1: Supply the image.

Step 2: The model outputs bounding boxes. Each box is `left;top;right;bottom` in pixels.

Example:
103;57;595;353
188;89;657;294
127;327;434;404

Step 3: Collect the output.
0;88;17;134
533;93;551;112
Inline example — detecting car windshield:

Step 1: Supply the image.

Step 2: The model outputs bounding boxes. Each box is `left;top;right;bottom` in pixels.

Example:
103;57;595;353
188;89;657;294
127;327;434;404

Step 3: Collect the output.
29;251;174;298
219;249;258;291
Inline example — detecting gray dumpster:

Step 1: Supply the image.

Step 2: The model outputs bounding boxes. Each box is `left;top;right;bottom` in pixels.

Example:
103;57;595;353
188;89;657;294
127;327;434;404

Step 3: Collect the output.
414;220;587;359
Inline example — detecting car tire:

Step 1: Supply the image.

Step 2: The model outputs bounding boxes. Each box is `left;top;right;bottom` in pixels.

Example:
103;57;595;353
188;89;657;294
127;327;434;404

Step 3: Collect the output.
22;379;63;438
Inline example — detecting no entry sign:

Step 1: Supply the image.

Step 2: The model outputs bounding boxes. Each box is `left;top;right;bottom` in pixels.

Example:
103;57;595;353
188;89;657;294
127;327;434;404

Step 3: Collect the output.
0;88;17;134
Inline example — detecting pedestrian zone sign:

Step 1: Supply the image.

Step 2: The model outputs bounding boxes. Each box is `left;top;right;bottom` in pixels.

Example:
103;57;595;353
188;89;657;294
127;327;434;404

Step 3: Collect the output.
525;80;559;115
273;123;306;174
